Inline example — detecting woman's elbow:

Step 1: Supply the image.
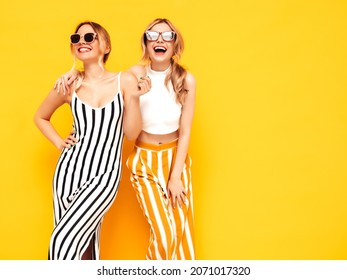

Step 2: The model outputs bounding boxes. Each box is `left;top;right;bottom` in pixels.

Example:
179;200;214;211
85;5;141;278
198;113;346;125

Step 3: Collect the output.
33;112;41;127
124;127;141;141
124;132;139;141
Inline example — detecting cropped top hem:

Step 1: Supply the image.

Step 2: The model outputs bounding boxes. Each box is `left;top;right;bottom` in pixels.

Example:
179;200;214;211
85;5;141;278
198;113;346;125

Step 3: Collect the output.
142;127;179;135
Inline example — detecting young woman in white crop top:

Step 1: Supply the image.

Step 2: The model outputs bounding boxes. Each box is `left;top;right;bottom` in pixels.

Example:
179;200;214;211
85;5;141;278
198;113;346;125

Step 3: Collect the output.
127;18;196;260
53;18;196;260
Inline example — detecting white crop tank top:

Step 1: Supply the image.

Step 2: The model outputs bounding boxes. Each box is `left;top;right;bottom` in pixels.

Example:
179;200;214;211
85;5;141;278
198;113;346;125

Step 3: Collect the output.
140;66;182;135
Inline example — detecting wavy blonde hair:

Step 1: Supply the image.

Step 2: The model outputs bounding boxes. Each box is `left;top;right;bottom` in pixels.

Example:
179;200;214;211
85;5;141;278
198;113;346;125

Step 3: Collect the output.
70;21;112;89
141;18;188;104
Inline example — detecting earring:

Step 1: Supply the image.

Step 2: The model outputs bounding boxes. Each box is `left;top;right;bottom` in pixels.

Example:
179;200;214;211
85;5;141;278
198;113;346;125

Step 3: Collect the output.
171;53;178;61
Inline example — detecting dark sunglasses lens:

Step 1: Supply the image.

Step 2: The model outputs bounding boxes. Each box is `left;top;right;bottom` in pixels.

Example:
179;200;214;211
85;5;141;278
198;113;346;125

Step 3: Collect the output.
84;33;95;43
70;34;80;44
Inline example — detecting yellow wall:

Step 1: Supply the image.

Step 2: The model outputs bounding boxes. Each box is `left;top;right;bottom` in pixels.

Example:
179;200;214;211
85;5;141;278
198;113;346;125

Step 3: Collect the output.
1;0;346;260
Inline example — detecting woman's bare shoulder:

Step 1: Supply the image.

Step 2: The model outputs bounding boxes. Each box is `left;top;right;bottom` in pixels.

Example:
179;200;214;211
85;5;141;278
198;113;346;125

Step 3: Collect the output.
185;71;196;87
127;64;147;78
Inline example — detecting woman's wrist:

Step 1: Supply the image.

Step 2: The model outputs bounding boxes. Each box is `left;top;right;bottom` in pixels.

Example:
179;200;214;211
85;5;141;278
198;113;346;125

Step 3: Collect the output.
169;174;181;181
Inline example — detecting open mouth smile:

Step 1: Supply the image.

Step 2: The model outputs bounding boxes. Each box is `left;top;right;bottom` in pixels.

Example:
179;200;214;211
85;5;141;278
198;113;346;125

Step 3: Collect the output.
153;46;167;54
78;46;92;53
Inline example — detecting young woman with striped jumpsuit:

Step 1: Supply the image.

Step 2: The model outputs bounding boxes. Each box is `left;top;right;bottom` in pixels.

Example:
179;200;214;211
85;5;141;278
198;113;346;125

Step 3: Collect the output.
34;21;150;260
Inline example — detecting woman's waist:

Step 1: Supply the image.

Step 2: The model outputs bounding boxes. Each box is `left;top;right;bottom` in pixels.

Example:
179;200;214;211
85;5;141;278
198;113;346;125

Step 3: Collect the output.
136;130;179;146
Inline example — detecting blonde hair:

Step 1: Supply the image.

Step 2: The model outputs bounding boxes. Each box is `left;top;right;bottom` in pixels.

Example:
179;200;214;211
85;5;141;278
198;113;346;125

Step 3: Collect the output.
141;18;188;104
70;21;112;89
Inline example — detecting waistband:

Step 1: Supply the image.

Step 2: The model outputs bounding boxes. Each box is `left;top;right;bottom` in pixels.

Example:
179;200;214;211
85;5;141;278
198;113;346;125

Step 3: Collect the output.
135;139;178;151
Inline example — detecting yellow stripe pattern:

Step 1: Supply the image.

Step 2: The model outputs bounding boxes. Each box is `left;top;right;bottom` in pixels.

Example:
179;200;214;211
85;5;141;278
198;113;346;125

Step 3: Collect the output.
126;140;195;260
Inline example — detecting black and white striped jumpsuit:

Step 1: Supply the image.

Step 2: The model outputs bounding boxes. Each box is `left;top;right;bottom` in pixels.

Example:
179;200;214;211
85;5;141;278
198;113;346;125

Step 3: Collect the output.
49;73;124;260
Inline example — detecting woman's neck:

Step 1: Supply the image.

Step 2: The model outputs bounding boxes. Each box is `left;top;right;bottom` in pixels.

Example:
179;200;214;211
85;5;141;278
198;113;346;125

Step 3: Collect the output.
150;61;171;72
83;63;108;83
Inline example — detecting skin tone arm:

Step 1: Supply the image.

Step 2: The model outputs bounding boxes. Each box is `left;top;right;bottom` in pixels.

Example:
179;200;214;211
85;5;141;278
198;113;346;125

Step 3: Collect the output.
167;72;196;209
34;88;76;150
121;71;151;140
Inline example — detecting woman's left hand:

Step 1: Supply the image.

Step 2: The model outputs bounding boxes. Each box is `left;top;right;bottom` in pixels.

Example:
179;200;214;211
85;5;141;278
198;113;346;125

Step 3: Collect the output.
167;177;187;209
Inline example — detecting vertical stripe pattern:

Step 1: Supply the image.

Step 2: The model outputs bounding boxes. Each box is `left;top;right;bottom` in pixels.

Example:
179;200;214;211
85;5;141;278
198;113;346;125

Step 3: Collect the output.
126;139;195;260
50;73;124;260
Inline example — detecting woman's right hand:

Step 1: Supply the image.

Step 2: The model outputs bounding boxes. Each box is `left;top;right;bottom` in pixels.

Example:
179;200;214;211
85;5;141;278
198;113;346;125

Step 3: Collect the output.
137;76;151;96
57;131;77;150
54;69;79;95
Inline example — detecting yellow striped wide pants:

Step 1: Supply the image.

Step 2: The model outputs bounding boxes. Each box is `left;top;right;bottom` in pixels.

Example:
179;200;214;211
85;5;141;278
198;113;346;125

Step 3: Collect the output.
126;139;195;260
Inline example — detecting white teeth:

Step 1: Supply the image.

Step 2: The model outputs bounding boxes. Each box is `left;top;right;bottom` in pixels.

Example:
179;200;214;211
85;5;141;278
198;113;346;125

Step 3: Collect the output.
154;47;166;51
79;47;91;52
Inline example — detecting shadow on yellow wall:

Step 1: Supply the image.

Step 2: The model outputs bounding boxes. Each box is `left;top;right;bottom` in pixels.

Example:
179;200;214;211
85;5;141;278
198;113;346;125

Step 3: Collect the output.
100;140;150;260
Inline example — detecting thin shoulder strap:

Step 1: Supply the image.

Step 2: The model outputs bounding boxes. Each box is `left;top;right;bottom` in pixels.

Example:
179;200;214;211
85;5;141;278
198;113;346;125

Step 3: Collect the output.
117;72;122;92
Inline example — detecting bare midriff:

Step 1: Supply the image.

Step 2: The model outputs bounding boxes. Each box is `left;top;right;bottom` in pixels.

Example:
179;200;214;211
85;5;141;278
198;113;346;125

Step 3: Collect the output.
137;130;179;145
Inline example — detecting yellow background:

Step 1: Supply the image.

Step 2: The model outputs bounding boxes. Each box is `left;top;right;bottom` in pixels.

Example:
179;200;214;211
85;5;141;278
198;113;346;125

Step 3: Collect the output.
0;0;346;260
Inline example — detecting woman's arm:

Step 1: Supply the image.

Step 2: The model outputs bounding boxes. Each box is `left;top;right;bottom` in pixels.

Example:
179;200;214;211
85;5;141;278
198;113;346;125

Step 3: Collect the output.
122;69;151;141
168;72;196;208
34;88;76;150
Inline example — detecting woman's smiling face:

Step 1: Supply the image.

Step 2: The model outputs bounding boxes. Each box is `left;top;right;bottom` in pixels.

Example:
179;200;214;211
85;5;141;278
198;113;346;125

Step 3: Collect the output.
145;22;175;67
72;24;106;63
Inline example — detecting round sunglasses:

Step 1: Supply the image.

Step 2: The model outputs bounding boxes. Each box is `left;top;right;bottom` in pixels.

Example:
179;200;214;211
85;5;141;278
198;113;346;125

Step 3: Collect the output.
70;33;97;44
145;31;176;42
